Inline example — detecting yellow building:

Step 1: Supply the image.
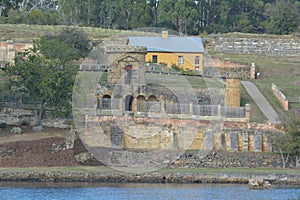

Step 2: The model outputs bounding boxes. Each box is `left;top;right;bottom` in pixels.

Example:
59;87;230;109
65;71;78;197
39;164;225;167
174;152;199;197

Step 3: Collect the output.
128;31;204;72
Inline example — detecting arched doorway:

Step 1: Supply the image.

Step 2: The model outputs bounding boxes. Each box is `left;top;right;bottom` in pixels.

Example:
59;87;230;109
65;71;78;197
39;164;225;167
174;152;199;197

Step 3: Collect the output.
137;95;146;112
148;95;157;101
101;95;111;109
125;95;133;111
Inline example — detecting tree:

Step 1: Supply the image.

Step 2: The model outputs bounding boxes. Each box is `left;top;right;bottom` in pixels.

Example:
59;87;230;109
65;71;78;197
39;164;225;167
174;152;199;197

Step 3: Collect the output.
274;111;300;168
42;27;92;59
7;30;90;125
264;0;300;34
158;0;198;35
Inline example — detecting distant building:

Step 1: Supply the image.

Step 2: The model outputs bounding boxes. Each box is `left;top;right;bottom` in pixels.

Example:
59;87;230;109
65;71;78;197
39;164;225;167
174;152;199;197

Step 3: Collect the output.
128;31;204;73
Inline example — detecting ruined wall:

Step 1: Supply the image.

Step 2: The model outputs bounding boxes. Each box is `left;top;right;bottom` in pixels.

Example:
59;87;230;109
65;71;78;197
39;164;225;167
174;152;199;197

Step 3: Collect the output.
0;41;33;67
84;116;275;152
208;35;300;56
203;58;253;79
272;83;289;111
225;79;241;107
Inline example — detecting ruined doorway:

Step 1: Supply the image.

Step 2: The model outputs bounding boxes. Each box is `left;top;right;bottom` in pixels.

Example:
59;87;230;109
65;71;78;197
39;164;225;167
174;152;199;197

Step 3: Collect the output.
125;95;133;111
125;65;133;84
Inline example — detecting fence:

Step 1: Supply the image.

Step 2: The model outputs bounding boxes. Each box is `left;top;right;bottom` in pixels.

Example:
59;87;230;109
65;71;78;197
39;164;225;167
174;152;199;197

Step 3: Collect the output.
97;99;246;119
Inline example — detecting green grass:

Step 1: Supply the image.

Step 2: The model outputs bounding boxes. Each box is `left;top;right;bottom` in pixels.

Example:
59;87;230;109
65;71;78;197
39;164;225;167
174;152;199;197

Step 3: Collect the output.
0;24;122;42
209;52;300;114
240;85;267;123
1;166;300;175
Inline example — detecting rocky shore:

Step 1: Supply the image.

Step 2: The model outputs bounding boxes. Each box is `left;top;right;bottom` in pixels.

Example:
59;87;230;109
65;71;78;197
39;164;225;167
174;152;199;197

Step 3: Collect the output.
0;169;300;185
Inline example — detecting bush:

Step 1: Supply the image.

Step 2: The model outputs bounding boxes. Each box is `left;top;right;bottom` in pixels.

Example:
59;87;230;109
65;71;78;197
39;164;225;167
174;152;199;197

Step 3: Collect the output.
0;123;7;128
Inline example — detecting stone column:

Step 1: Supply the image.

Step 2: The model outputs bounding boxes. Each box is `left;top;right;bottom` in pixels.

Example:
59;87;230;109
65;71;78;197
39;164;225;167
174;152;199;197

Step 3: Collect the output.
189;102;193;115
245;104;250;122
250;63;256;79
161;101;165;116
242;129;249;151
133;97;137;116
120;98;124;116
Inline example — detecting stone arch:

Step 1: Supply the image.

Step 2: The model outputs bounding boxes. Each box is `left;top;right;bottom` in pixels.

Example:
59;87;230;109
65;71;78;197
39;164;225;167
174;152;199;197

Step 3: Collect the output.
137;95;146;112
125;95;133;111
148;95;157;101
101;94;111;109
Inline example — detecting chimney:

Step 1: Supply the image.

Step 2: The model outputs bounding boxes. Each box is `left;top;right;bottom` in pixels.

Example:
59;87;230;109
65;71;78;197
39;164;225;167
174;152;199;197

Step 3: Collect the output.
162;31;168;38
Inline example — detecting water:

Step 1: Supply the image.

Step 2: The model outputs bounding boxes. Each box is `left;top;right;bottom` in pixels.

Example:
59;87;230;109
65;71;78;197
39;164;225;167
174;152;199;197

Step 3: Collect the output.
0;182;300;200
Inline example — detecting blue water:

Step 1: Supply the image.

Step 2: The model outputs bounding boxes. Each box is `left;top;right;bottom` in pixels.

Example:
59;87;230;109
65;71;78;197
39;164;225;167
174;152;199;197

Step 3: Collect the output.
0;182;300;200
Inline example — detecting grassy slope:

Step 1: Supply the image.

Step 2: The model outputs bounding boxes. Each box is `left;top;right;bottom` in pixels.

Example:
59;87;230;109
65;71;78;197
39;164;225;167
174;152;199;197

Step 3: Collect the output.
0;24;122;42
1;166;300;175
209;52;300;115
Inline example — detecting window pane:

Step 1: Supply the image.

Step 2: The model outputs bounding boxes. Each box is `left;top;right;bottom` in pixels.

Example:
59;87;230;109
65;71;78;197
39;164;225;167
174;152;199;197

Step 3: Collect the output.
152;55;158;63
178;55;184;65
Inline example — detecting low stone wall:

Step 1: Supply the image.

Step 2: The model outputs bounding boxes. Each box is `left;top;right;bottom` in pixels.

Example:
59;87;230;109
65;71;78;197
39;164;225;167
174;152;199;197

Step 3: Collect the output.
208;35;300;56
272;83;289;111
0;41;33;67
171;150;285;168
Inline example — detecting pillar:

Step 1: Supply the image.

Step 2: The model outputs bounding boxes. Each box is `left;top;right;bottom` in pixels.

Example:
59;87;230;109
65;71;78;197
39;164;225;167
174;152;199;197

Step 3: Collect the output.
242;129;249;151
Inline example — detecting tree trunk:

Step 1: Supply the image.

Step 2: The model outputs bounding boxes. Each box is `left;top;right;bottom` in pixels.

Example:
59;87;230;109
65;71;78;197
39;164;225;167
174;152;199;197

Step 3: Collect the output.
279;149;289;168
34;101;46;126
296;155;300;168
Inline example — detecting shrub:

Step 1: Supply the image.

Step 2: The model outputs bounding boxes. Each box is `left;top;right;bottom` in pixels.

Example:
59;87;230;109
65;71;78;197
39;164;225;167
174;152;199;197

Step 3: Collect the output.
0;123;7;128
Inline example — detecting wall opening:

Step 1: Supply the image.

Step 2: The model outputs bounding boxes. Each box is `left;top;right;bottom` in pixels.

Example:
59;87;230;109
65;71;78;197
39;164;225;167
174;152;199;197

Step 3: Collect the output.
125;95;133;111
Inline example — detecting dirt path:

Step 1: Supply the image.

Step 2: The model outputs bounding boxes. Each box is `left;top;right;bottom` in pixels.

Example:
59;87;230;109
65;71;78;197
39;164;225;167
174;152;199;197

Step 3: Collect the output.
0;132;67;145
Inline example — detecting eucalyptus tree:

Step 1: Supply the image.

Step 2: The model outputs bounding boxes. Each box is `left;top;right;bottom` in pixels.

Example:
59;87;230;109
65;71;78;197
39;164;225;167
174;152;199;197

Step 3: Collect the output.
8;28;91;125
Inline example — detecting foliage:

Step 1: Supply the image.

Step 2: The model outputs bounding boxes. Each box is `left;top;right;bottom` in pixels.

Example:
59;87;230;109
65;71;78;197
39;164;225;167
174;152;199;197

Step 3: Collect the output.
41;28;92;59
274;110;300;168
6;30;88;124
1;0;300;35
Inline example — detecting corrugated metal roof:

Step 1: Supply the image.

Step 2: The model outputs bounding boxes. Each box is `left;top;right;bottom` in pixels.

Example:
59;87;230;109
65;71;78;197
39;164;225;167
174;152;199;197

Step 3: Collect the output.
128;36;204;53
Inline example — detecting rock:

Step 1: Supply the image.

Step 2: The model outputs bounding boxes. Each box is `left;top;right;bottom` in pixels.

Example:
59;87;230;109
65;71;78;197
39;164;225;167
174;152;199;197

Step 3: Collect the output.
74;152;93;163
10;127;22;134
249;178;271;190
32;126;43;132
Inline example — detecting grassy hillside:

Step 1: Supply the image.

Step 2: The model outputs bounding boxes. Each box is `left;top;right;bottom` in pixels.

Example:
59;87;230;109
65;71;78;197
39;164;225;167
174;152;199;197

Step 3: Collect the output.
0;24;121;42
209;52;300;115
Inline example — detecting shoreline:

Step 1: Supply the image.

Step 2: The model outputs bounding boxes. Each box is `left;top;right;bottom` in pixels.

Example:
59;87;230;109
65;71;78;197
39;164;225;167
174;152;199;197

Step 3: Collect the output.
0;167;300;185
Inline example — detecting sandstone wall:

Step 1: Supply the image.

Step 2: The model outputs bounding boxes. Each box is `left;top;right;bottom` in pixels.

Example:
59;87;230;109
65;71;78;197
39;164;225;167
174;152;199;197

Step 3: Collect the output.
225;79;241;107
272;83;289;111
84;116;275;152
209;35;300;56
0;41;33;67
